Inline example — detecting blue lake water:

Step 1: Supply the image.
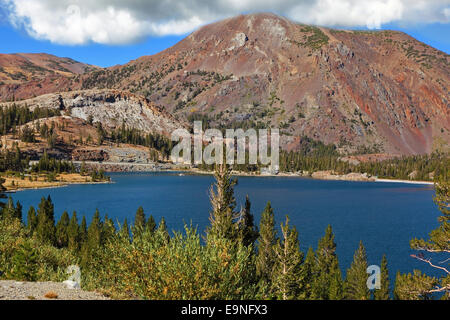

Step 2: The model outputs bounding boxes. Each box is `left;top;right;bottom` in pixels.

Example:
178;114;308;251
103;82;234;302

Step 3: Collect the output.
10;172;441;283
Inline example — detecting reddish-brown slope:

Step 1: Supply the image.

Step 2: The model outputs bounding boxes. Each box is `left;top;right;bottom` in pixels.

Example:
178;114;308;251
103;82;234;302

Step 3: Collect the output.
1;13;448;155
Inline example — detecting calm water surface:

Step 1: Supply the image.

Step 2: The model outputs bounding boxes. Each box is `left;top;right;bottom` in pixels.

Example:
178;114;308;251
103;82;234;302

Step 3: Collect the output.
10;172;440;281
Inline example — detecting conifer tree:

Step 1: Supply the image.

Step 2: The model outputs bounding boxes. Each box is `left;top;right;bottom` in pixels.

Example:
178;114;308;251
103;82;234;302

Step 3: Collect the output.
36;196;56;245
0;176;7;210
2;196;16;220
133;206;146;237
374;254;390;300
328;267;344;300
15;200;22;222
146;215;157;234
120;218;130;241
237;195;259;247
298;247;315;299
256;202;277;282
344;241;370;300
67;211;80;251
408;179;449;298
272;216;304;300
87;209;102;249
9;240;37;281
156;217;170;244
26;206;37;235
80;215;88;244
55;211;69;248
206;164;239;243
311;225;342;300
102;214;116;243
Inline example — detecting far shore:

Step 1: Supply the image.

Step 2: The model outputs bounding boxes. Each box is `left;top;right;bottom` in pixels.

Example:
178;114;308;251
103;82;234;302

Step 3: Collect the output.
374;178;434;185
5;165;435;193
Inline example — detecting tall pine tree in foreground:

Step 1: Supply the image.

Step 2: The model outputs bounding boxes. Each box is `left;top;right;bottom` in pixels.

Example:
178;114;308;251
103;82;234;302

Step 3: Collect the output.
272;216;304;300
374;254;390;300
237;195;259;247
133;206;146;237
344;240;370;300
26;206;37;235
55;211;69;248
67;211;80;251
36;196;56;245
311;225;343;300
206;164;239;243
256;202;277;281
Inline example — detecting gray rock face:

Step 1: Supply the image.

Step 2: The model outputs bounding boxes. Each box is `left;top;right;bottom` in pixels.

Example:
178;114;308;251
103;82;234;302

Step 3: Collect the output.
2;89;184;135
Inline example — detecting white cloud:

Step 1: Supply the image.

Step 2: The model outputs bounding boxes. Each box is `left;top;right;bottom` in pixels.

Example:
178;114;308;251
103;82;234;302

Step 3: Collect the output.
1;0;449;45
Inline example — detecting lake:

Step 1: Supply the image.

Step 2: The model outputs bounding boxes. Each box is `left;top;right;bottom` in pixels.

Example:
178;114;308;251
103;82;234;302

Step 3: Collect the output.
10;172;441;282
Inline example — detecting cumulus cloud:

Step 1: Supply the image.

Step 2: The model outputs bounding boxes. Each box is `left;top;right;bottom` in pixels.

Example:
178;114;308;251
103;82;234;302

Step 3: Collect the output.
1;0;449;45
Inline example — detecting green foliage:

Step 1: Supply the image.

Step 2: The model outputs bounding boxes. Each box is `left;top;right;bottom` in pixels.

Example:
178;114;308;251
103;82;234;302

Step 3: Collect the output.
206;165;240;243
256;202;277;284
237;196;259;247
344;241;370;300
55;211;70;248
405;179;450;299
36;196;56;245
8;240;38;281
0;104;60;135
271;216;304;300
311;225;343;300
394;270;438;300
374;254;390;300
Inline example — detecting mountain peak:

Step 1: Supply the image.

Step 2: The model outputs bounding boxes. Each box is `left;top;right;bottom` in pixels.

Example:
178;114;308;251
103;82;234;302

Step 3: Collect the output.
0;14;448;156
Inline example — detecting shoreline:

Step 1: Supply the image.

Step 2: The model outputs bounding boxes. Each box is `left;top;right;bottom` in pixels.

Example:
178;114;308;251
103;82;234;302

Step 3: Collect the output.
158;168;436;186
6;166;435;193
5;180;112;193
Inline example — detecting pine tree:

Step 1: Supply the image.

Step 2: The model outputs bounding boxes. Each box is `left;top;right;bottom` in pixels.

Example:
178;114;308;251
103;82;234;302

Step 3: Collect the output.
26;206;37;235
374;254;390;300
133;206;146;237
87;209;102;249
344;241;370;300
9;240;37;281
55;211;69;248
272;216;304;300
206;164;239;243
120;218;130;241
146;215;157;234
79;215;88;244
67;211;80;251
256;202;277;282
0;176;7;210
102;214;116;243
156;217;170;244
237;195;259;247
15;200;22;222
408;179;449;299
311;225;343;300
81;209;103;268
2;196;16;220
298;247;315;299
36;196;56;245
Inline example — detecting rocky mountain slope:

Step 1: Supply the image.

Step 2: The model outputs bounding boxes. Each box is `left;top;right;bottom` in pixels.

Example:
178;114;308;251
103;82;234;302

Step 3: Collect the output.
0;90;184;165
3;89;183;135
0;13;449;155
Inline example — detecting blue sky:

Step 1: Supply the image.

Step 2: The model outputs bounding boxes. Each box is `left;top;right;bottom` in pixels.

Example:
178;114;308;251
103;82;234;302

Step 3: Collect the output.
0;1;448;67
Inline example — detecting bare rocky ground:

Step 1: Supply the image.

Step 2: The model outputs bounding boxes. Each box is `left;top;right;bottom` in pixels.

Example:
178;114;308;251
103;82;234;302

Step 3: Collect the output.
0;280;110;300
